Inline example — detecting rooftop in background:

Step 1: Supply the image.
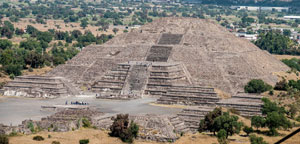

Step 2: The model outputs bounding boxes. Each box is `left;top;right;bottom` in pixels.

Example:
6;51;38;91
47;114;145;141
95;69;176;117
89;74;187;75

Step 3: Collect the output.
284;16;300;19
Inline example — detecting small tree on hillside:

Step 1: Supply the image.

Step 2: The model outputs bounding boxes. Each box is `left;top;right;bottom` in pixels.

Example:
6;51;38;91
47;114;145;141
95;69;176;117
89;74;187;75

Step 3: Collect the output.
244;79;272;94
198;107;222;135
110;114;139;143
251;116;265;131
213;112;244;138
265;111;291;136
243;126;254;136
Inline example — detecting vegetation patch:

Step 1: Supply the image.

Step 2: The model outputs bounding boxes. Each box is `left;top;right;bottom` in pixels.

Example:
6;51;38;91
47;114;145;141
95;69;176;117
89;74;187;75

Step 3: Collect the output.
109;114;139;143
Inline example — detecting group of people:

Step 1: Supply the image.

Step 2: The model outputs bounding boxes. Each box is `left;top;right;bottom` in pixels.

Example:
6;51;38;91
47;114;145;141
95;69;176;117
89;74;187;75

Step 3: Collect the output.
65;101;89;105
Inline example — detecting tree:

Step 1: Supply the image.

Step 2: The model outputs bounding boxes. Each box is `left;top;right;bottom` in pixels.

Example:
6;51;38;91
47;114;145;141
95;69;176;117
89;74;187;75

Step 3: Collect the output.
0;39;12;50
243;126;254;136
199;107;222;135
213;112;244;138
260;98;291;136
0;135;9;144
112;28;119;34
249;134;268;144
244;79;272;94
109;114;139;143
255;31;295;55
283;29;291;37
288;104;298;119
261;98;285;115
71;30;82;39
265;111;291;136
25;51;45;68
37;31;53;43
251;116;265;130
80;19;88;29
52;56;65;66
3;64;22;76
0;49;15;66
20;39;41;51
26;25;38;36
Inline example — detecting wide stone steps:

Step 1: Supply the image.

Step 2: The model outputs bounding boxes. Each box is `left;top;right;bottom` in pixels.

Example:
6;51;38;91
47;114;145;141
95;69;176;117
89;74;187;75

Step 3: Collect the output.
2;75;70;98
166;91;218;97
169;116;190;133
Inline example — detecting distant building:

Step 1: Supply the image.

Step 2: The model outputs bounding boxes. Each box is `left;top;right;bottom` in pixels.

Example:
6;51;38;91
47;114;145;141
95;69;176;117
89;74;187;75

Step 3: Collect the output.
284;16;300;20
235;33;257;41
231;6;289;12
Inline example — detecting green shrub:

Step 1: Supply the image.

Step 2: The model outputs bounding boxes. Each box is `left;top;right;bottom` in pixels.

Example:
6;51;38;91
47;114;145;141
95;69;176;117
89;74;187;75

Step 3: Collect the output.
28;67;33;72
27;122;35;133
296;115;300;122
79;139;89;144
0;135;9;144
243;126;254;136
33;135;44;141
244;79;272;94
82;118;91;128
217;129;228;144
52;141;61;144
4;64;22;77
249;134;268;144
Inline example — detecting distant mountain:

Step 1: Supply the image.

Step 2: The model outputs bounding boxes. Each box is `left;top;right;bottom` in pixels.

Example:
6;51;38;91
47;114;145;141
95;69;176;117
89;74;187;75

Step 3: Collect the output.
183;0;300;7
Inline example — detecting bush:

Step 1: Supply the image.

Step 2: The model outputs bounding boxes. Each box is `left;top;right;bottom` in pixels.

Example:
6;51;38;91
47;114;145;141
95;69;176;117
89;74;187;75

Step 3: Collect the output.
82;118;91;128
274;79;288;91
243;126;254;136
110;114;139;143
229;108;241;115
52;141;61;144
249;134;268;144
244;79;272;94
79;139;89;144
0;135;9;144
4;64;22;77
217;129;228;144
33;135;44;141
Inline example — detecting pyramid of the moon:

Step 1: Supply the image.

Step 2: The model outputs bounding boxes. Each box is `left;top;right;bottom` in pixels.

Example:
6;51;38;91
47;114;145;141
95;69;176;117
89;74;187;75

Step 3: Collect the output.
2;17;289;98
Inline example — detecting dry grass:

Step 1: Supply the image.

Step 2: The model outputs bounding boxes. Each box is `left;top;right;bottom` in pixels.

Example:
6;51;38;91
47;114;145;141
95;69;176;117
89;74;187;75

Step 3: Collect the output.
215;88;231;99
272;54;300;60
21;66;52;76
273;71;300;81
9;127;300;144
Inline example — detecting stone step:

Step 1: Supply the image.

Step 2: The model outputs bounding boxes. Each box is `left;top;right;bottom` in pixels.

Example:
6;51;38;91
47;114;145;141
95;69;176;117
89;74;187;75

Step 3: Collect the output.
96;80;125;84
4;85;67;90
161;94;220;100
149;76;185;80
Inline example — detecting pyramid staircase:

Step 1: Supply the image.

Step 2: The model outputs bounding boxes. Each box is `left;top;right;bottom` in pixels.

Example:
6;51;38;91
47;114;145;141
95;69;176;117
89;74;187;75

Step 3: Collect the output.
91;64;130;99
